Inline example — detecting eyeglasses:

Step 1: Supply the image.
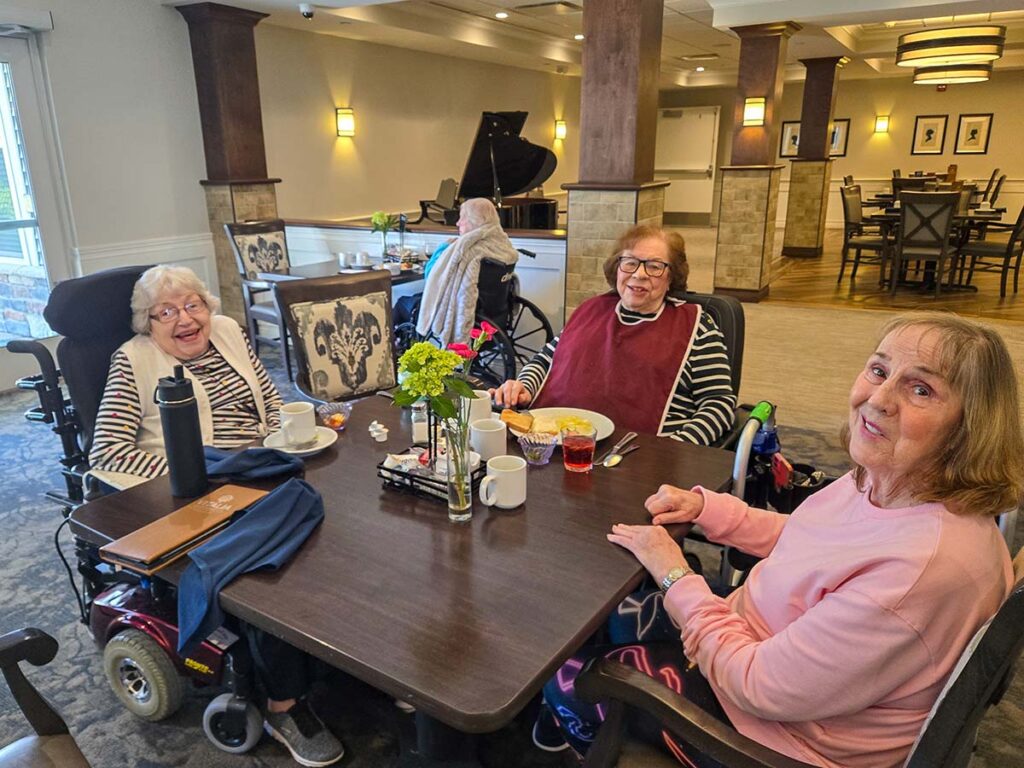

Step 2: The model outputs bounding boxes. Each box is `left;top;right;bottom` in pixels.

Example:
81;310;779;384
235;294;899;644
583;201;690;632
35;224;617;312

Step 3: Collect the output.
617;256;670;278
149;299;208;324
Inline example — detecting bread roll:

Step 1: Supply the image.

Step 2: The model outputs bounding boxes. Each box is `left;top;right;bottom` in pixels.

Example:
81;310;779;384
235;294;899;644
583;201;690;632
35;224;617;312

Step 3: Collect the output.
500;409;533;433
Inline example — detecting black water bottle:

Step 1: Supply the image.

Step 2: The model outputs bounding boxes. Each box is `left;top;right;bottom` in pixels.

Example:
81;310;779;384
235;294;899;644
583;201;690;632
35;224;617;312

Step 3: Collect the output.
155;364;208;497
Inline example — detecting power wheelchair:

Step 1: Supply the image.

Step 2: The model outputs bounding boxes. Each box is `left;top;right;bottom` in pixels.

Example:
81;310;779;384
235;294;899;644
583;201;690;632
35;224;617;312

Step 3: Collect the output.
8;265;265;755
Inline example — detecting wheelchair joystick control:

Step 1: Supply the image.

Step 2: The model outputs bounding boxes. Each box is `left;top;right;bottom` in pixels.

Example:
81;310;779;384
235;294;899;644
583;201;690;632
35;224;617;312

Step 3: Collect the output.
155;364;209;498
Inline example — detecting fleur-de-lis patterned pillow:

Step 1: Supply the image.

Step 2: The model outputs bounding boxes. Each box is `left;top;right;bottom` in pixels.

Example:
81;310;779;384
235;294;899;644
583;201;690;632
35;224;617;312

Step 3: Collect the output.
290;292;396;401
234;231;289;280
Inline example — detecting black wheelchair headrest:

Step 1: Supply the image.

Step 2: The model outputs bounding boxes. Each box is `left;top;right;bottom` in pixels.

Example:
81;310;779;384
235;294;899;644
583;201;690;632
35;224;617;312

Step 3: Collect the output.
43;265;150;339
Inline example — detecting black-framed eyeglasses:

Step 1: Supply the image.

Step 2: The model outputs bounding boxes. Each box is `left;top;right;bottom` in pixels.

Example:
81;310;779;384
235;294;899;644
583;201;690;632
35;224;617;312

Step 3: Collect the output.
149;299;208;324
617;256;670;278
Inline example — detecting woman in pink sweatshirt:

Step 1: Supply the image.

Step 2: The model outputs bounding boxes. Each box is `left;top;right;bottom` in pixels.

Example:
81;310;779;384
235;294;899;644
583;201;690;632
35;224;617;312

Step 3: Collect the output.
538;313;1022;768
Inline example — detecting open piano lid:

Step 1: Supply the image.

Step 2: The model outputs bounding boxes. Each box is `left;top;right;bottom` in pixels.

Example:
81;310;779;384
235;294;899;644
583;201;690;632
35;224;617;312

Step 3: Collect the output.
458;111;557;200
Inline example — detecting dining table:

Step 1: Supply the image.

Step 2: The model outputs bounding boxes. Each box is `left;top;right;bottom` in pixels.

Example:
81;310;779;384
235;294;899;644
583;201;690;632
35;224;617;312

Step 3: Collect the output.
256;259;426;287
67;395;735;762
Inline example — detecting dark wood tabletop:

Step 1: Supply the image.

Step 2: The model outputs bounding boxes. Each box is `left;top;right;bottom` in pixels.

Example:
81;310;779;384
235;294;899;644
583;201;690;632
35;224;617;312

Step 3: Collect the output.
69;396;734;733
256;260;425;286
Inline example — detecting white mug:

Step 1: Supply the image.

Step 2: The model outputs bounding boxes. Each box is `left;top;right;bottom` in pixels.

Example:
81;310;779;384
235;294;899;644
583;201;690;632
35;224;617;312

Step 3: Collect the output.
470;418;506;462
469;389;492;425
280;402;317;447
480;455;527;509
354;251;371;267
337;252;352;268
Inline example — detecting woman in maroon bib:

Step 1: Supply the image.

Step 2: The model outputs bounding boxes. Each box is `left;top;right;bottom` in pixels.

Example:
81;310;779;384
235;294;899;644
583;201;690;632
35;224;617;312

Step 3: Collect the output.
492;225;736;445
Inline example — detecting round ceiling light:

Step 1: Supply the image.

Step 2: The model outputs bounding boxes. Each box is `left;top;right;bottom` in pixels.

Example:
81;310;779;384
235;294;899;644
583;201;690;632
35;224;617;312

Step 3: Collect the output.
913;63;993;85
896;25;1005;68
574;33;584;41
495;11;509;19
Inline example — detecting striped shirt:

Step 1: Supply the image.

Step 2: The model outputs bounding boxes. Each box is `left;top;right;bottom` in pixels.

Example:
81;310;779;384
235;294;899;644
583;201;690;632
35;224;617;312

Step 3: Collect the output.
517;297;736;445
89;341;283;479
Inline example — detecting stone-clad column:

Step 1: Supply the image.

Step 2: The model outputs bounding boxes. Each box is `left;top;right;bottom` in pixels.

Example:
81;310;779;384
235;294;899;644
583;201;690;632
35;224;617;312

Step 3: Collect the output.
782;57;847;258
713;22;799;301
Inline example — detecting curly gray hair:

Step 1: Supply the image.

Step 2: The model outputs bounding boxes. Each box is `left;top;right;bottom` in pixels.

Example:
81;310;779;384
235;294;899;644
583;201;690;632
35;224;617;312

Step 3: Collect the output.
130;265;221;334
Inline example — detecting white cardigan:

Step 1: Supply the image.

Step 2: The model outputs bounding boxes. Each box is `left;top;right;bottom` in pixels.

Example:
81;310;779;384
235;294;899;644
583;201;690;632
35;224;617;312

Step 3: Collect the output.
119;315;269;458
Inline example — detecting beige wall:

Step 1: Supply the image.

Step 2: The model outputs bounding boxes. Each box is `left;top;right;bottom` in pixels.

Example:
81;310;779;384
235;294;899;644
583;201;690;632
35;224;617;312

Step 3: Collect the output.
256;25;581;221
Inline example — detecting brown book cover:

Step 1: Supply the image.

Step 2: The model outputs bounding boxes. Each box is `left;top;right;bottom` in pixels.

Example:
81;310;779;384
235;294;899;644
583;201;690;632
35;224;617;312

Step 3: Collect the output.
100;484;268;575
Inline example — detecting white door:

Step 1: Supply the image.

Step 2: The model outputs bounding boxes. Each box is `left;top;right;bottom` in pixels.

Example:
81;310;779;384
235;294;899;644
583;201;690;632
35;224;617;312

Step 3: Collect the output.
0;35;72;385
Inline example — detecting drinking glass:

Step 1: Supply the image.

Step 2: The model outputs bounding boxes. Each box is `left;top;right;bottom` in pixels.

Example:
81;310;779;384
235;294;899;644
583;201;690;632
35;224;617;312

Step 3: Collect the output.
561;425;597;473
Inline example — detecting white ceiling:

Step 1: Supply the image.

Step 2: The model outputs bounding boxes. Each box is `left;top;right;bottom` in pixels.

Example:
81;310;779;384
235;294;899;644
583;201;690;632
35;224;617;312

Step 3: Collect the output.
168;0;1024;89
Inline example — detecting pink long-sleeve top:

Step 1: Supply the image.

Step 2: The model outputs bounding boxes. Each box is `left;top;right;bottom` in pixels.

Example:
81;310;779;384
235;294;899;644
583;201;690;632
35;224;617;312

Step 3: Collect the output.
663;472;1013;768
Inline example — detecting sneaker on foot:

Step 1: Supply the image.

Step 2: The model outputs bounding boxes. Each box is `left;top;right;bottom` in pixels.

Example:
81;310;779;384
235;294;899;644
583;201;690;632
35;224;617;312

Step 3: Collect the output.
532;703;569;753
264;699;345;767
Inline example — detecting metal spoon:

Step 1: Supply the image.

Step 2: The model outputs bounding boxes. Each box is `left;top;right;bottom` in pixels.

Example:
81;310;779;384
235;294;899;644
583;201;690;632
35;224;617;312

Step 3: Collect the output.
602;444;639;467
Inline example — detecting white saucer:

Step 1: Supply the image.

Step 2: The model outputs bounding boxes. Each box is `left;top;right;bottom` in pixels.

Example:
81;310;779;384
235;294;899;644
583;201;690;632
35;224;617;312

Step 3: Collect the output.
263;425;338;457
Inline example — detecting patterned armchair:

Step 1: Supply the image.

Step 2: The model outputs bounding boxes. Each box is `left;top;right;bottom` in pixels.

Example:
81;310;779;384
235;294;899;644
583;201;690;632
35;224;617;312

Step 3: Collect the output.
273;272;397;403
224;220;293;380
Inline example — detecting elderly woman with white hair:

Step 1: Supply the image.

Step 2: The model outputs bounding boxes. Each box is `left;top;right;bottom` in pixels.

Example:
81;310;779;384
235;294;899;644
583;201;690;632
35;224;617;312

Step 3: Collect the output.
90;265;344;767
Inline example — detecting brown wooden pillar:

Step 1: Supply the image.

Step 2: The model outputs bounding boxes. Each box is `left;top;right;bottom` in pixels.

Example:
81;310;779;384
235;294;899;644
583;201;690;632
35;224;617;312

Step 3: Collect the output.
783;56;848;257
177;2;280;324
714;22;800;302
563;0;665;317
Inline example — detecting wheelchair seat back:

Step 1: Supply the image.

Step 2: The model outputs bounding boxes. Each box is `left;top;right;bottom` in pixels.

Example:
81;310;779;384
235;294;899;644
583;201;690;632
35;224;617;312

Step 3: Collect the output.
676;291;744;394
475;257;516;328
43;265;150;454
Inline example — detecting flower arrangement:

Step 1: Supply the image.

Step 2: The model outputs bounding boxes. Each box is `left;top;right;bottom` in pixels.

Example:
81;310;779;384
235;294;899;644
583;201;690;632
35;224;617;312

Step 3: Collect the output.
370;211;400;256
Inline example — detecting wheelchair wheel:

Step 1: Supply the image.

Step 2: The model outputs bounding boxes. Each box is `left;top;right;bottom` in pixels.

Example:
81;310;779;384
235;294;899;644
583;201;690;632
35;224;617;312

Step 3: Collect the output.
394;320;418;359
203;693;263;754
103;629;184;721
470;315;517;387
506;295;554;367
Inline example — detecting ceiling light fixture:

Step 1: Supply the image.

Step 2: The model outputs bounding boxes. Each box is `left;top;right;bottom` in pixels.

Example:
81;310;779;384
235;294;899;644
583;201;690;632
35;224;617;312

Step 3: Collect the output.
695;66;705;72
913;62;993;85
742;97;766;127
895;25;1005;68
495;11;509;19
574;33;584;41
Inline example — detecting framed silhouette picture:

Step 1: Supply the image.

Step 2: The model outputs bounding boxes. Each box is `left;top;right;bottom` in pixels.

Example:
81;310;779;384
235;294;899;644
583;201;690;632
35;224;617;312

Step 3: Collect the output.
828;119;850;157
954;113;993;154
911;115;948;155
779;121;800;157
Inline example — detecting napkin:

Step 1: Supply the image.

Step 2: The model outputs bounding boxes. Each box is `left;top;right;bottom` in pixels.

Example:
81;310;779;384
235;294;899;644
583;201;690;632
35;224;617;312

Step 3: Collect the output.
204;446;305;481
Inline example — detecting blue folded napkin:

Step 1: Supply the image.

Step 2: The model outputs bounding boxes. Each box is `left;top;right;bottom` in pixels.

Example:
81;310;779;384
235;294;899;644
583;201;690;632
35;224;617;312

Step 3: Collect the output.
204;446;304;480
177;478;324;653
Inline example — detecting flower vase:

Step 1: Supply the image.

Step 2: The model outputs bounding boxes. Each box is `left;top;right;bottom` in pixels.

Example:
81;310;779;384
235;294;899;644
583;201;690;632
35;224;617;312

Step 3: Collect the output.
443;397;472;522
380;230;390;260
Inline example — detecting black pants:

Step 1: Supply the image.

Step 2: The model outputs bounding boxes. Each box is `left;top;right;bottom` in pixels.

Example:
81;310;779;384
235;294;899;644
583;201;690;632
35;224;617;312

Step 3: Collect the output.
244;624;315;702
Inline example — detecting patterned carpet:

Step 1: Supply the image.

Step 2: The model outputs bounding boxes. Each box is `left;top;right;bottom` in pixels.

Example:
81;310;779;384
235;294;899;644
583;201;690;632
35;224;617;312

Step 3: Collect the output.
0;355;1021;767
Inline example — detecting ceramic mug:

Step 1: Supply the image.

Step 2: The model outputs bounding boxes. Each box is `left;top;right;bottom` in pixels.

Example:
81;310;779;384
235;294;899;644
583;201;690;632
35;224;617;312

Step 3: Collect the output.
280;402;317;447
479;455;527;509
470;418;506;462
354;251;371;267
469;389;492;425
337;252;352;268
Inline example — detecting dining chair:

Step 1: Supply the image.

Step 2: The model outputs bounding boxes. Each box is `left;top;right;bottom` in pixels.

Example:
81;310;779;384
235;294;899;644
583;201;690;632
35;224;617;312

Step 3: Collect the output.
981;168;1001;202
838;185;888;284
273;271;397;403
945;163;958;183
842;174;854;186
892;168;902;178
0;628;92;767
224;219;293;380
962;204;1024;297
892;177;927;198
988;174;1007;208
573;568;1024;768
891;192;958;297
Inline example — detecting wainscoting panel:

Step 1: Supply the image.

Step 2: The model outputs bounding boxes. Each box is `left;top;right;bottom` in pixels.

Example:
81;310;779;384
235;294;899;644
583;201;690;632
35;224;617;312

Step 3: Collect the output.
74;233;218;295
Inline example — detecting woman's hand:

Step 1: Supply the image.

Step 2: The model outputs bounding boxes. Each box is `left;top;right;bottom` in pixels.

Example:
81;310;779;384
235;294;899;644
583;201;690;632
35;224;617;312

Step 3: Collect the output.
607;524;687;586
645;485;705;526
489;380;532;408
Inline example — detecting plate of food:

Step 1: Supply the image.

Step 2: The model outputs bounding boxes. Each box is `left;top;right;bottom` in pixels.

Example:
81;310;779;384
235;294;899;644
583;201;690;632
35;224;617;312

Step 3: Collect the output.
500;407;615;443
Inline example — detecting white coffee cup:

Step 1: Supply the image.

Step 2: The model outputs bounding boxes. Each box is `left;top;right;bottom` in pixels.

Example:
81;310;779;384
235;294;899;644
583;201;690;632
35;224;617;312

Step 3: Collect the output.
470;418;506;461
337;252;352;268
354;251;371;267
280;402;317;447
469;389;492;425
480;455;527;509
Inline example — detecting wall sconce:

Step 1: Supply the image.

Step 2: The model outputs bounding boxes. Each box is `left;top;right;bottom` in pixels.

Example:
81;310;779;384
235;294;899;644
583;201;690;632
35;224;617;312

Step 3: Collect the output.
874;115;890;133
336;107;355;137
742;97;766;126
554;120;567;140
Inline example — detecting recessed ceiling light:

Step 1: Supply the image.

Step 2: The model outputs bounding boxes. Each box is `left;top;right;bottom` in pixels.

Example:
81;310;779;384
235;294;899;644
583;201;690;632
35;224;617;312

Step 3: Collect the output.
695;66;705;72
574;33;584;41
495;11;509;19
884;21;896;28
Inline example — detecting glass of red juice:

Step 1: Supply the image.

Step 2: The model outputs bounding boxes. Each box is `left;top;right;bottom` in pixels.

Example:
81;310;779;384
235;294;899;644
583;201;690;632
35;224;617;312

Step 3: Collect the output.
561;425;597;473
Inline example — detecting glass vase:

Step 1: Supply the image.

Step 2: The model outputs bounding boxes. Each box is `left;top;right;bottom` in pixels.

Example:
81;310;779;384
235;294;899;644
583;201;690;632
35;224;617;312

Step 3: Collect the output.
443;397;472;523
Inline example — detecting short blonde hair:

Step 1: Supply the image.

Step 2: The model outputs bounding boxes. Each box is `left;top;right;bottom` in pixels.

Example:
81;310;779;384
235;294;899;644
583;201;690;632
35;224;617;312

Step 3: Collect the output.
459;198;501;231
130;265;221;334
844;312;1024;516
602;225;689;295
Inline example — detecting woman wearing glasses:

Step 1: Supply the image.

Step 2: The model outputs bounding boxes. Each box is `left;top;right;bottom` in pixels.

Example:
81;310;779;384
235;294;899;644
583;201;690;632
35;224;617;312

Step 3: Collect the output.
491;225;736;445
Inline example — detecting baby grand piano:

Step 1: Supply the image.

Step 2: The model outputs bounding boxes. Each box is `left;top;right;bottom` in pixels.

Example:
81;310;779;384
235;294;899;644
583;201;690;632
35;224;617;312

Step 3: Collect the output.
416;111;559;230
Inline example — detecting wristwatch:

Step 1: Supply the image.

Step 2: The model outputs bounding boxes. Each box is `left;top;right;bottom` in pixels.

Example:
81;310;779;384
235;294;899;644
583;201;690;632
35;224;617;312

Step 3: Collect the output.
660;565;693;592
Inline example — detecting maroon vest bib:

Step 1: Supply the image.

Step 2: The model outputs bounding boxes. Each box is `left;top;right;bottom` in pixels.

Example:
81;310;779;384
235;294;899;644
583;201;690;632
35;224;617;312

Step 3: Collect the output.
532;294;699;435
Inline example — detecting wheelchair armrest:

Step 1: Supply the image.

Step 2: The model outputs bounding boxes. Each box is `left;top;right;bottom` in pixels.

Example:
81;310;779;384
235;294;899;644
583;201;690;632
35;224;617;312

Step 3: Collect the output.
0;628;70;737
0;628;58;669
575;658;817;768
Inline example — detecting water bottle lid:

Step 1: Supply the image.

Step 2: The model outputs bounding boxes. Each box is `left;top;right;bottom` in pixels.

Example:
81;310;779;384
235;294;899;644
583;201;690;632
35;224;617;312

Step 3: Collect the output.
155;364;195;405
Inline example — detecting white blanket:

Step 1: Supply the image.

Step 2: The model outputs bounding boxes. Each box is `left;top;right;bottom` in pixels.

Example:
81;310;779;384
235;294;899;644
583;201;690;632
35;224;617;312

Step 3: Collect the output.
415;224;519;346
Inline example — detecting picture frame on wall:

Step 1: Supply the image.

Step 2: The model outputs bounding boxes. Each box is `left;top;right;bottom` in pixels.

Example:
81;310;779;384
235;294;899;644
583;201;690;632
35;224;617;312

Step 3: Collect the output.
911;115;948;155
954;113;993;155
779;121;800;157
828;119;850;157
